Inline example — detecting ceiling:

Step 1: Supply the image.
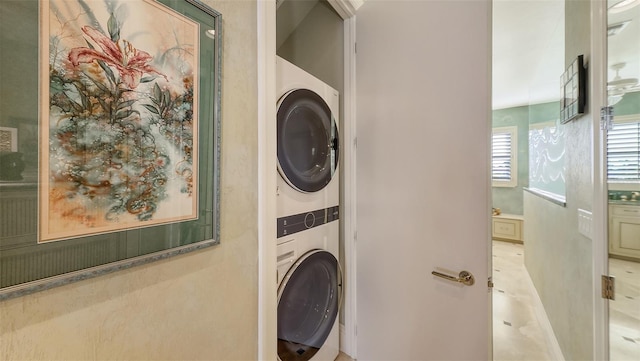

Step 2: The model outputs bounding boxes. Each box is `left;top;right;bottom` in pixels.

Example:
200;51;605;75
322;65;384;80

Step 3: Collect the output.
492;0;565;110
608;0;640;94
276;0;319;50
278;0;639;110
493;0;640;110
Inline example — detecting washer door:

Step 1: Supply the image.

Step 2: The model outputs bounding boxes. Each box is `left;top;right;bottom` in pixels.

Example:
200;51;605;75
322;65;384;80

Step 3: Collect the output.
277;250;342;361
277;88;339;193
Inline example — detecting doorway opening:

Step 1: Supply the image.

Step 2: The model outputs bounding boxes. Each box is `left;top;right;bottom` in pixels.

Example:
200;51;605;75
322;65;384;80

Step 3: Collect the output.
606;0;640;357
491;0;566;359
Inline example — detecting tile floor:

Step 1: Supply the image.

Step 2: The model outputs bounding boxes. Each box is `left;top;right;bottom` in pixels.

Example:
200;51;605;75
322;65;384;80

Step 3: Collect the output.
492;240;557;361
334;241;640;360
609;257;640;360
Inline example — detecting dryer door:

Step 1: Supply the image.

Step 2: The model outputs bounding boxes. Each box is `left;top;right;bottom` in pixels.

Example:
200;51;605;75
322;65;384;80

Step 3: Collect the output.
277;89;339;193
277;250;342;361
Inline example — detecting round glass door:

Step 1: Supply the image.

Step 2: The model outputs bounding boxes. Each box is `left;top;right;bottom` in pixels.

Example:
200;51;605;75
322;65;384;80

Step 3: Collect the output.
277;89;339;193
277;250;342;361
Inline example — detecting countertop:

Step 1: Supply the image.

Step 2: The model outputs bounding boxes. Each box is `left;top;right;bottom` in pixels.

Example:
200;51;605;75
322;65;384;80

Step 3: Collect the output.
609;199;640;206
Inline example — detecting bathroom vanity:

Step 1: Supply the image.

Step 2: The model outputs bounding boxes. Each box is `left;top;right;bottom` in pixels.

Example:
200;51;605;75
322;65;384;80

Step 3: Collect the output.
492;213;524;243
608;202;640;260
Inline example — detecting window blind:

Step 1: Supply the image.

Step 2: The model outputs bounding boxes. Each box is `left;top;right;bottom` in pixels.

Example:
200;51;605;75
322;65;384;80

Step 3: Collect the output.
608;121;640;181
492;131;513;181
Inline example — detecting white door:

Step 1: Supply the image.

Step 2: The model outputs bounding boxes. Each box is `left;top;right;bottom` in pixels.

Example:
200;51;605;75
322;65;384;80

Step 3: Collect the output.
355;1;491;360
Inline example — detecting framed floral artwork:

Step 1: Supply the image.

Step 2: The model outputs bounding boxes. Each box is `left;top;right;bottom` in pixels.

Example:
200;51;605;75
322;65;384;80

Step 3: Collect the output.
40;0;200;243
0;0;220;300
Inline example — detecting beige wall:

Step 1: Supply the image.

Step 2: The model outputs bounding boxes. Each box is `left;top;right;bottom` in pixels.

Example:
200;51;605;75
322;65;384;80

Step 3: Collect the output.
524;1;594;359
277;0;344;93
0;1;260;359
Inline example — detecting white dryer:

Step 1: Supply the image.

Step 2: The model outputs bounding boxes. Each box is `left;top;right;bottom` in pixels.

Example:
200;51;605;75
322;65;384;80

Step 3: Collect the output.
276;221;341;361
275;57;341;361
276;56;340;244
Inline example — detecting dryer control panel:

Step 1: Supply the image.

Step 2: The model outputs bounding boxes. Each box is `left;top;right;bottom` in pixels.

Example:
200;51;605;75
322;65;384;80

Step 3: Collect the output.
277;206;339;238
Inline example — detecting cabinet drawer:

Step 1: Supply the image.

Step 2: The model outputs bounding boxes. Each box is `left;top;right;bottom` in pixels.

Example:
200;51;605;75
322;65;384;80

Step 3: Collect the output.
492;216;523;242
611;205;640;217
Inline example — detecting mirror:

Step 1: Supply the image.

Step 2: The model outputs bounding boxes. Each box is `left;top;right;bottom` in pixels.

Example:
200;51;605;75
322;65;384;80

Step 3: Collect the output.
0;0;221;300
606;0;640;359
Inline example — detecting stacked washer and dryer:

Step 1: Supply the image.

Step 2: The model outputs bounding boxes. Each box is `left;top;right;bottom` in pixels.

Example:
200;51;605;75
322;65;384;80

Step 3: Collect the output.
275;56;342;361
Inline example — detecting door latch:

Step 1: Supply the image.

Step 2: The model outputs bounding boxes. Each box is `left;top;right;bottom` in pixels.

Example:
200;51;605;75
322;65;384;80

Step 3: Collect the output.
432;270;475;286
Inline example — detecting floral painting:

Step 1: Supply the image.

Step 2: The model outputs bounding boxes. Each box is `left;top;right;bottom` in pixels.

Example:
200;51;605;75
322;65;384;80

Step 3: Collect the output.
39;0;199;243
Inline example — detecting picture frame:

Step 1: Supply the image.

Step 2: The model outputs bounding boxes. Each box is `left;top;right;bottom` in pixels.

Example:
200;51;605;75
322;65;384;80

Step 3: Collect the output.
560;54;586;124
0;0;221;301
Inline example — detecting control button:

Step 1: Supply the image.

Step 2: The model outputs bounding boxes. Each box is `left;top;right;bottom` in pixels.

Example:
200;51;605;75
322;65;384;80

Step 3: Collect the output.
304;212;316;228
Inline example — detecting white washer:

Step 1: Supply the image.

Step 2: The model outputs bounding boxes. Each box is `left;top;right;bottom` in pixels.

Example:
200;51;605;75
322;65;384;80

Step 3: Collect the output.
276;222;341;361
276;57;341;361
276;56;339;240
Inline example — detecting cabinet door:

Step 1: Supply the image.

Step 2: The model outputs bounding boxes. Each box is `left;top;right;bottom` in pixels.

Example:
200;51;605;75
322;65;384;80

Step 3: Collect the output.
492;217;522;242
610;216;640;259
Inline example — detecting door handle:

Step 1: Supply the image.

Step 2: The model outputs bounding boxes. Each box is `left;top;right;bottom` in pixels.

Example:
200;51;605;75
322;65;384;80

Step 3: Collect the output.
432;270;475;286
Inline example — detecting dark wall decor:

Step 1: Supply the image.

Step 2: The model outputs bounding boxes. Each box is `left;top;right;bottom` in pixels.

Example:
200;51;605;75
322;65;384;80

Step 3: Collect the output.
560;54;586;124
0;0;222;301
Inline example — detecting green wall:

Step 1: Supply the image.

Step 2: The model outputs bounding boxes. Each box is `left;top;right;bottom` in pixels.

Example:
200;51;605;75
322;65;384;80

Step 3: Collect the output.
615;91;640;116
492;106;529;215
492;101;559;215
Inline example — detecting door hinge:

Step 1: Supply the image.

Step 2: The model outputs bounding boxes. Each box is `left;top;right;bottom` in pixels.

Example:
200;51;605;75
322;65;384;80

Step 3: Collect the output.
602;275;615;300
600;106;614;131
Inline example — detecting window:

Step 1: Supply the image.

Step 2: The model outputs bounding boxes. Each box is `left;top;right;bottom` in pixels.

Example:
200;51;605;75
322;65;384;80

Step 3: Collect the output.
608;116;640;182
492;126;518;187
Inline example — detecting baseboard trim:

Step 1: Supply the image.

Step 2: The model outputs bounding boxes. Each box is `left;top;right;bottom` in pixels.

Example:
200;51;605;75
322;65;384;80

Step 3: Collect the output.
523;267;565;360
339;323;352;357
